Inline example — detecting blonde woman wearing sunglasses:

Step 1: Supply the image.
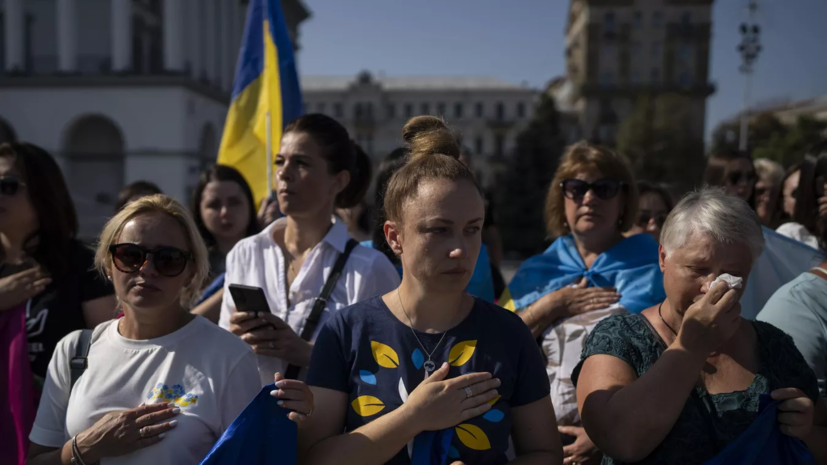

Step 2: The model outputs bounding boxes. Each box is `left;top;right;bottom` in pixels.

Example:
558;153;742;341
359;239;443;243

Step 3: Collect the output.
27;195;313;465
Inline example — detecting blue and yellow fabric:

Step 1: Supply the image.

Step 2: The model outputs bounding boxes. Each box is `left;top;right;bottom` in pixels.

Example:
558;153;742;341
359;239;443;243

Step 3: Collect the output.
217;0;303;206
501;234;665;313
199;384;297;465
360;241;496;303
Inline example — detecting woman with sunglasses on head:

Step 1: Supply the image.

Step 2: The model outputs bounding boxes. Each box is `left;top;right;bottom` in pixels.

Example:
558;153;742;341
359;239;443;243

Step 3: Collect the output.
0;143;116;465
190;165;260;323
299;116;561;465
219;114;401;386
27;195;313;465
626;181;674;243
503;142;665;465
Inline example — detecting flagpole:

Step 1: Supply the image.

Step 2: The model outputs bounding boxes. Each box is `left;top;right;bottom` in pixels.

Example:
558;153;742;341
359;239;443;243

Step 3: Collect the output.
266;111;273;197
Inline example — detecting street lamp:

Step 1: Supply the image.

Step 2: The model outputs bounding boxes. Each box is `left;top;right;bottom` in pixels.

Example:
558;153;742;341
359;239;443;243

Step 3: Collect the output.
738;1;762;151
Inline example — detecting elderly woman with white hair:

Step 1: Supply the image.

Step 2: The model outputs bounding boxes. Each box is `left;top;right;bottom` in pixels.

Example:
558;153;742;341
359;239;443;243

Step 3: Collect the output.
573;188;827;464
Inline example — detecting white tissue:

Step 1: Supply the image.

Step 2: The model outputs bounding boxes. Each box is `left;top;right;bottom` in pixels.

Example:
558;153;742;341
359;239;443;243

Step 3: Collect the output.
710;273;743;290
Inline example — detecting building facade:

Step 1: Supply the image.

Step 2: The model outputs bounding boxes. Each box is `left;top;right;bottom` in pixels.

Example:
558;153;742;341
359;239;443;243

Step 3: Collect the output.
0;0;309;240
301;71;537;187
555;0;715;146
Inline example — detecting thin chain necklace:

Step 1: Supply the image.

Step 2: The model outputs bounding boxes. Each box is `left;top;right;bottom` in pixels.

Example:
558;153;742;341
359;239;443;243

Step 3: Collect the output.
658;301;678;336
397;288;450;374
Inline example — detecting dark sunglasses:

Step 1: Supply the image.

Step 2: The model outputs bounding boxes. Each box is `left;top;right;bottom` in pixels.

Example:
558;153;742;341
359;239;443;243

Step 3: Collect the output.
726;171;756;185
0;176;26;196
561;179;623;201
637;212;668;228
109;243;193;277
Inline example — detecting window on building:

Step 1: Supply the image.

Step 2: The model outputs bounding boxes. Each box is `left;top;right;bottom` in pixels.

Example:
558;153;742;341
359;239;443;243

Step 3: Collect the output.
517;102;525;118
455;103;463;118
496;102;504;120
495;135;505;157
475;102;484;118
316;102;326;114
603;43;616;62
681;12;692;26
601;72;615;86
334;103;343;118
475;136;483;155
651;42;662;59
632;70;642;84
354;103;363;118
633;11;643;28
632;41;642;58
679;71;693;87
387;103;395;119
652;11;663;28
650;68;661;83
421;102;430;115
437;102;446;116
405;103;413;118
603;11;616;33
679;43;693;63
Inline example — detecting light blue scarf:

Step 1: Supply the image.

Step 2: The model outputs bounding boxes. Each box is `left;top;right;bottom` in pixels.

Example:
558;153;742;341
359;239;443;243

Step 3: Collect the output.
506;234;665;313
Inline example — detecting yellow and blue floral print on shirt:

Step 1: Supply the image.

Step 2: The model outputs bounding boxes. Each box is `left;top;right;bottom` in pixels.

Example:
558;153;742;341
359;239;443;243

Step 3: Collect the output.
147;382;199;407
308;296;550;465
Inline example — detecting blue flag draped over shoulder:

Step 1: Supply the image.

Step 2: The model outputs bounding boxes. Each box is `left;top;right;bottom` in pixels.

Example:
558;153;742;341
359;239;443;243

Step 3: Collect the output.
502;234;664;313
741;227;826;319
217;0;303;206
704;394;816;464
199;384;297;465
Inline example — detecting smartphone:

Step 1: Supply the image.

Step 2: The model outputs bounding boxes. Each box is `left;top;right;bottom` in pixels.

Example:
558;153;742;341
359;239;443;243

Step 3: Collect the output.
228;284;271;315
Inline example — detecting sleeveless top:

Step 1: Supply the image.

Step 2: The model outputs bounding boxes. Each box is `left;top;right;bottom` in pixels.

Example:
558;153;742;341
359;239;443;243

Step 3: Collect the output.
572;313;819;465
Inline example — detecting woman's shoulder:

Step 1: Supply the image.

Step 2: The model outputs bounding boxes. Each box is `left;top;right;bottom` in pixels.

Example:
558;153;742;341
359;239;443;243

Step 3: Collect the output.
346;242;397;270
333;295;388;325
590;312;651;338
188;315;255;357
227;224;278;260
475;300;533;331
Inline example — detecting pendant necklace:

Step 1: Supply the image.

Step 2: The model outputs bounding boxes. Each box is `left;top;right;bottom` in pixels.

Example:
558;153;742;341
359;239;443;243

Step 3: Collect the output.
397;288;451;373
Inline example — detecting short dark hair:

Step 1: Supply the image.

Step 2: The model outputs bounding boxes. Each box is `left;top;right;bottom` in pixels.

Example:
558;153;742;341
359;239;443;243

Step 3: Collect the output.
284;114;372;208
637;181;675;212
704;149;756;209
115;181;163;212
372;149;408;266
0;142;78;277
815;154;827;251
191;165;259;250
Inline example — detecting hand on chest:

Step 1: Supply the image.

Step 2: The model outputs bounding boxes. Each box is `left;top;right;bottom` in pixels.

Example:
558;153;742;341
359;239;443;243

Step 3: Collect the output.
346;336;516;459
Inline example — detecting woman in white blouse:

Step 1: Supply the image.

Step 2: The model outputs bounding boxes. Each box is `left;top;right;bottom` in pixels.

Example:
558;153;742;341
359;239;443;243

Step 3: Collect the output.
220;114;401;386
27;195;313;465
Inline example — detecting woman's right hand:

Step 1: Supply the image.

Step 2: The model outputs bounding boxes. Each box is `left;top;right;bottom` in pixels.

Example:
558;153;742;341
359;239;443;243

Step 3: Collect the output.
75;403;180;463
0;266;51;311
530;277;620;322
402;363;500;432
678;281;741;355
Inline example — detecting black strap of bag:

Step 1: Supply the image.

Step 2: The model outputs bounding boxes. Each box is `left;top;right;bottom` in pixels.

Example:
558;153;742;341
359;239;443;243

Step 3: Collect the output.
70;329;94;389
284;239;359;379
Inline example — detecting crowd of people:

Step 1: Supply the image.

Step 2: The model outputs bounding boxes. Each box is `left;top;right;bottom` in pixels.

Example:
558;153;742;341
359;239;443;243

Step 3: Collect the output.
1;111;827;465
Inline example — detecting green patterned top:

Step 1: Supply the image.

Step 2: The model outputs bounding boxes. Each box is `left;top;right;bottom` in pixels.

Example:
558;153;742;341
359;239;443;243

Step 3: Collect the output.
572;313;819;465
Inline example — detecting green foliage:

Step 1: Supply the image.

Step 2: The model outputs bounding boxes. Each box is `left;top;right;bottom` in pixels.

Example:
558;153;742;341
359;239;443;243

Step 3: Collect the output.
616;93;705;191
711;113;827;167
499;94;565;257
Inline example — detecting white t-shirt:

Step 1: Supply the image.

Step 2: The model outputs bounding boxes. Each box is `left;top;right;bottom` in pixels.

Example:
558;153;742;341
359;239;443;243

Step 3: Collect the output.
220;217;401;385
29;316;261;465
776;222;820;250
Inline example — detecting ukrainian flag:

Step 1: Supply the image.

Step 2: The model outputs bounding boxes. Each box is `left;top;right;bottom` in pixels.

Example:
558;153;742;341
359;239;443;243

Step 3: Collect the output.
218;0;303;205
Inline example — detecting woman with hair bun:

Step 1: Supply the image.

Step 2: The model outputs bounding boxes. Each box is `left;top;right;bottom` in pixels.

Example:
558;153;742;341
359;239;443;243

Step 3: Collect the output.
298;116;562;465
220;114;401;386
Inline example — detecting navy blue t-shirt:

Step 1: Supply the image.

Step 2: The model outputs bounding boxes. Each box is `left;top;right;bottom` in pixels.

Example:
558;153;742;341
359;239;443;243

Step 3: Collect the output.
307;296;550;465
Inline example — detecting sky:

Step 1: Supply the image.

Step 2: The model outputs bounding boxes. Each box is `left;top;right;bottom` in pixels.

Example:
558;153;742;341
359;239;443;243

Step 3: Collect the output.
296;0;827;139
